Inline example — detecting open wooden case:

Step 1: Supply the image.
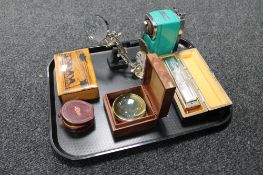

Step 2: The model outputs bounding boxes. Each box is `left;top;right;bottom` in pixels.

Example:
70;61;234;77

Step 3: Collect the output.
160;48;232;119
104;54;176;137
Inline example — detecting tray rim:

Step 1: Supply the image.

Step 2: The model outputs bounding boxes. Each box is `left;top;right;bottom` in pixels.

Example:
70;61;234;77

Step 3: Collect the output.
47;39;232;160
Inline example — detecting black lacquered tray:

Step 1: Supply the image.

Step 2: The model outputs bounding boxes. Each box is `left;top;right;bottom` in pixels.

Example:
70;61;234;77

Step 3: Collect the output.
47;40;232;160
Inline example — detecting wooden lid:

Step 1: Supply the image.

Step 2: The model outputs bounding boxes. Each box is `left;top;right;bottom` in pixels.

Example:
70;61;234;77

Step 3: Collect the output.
54;48;98;96
142;54;176;118
59;100;94;125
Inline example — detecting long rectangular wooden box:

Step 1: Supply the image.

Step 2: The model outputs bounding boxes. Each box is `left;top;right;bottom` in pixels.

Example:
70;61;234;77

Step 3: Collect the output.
161;48;232;119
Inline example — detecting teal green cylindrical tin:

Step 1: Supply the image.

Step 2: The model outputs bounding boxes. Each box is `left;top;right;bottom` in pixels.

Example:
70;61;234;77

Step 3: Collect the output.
143;9;181;56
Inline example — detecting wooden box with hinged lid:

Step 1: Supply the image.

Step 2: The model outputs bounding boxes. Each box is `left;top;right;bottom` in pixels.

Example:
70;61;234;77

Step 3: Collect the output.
103;53;176;137
161;48;232;119
54;48;99;103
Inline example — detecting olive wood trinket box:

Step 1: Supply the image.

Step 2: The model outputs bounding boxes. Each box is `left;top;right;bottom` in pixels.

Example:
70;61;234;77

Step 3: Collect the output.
54;48;99;103
104;54;176;137
58;100;94;133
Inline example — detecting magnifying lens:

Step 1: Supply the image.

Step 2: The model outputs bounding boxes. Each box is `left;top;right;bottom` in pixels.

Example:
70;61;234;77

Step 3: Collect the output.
84;15;109;46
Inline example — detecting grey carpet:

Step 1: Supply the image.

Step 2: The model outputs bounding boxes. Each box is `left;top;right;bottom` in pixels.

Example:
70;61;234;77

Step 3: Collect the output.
0;0;262;174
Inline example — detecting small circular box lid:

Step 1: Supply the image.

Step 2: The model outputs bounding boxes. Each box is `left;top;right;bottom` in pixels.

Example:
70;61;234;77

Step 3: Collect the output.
59;100;94;125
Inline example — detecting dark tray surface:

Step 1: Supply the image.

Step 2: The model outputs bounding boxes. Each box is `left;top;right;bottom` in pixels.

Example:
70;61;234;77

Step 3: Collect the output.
48;44;231;160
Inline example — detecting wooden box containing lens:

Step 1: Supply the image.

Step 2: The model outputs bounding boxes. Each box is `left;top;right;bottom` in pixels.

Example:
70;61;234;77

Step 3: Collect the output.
103;54;176;137
54;48;99;103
